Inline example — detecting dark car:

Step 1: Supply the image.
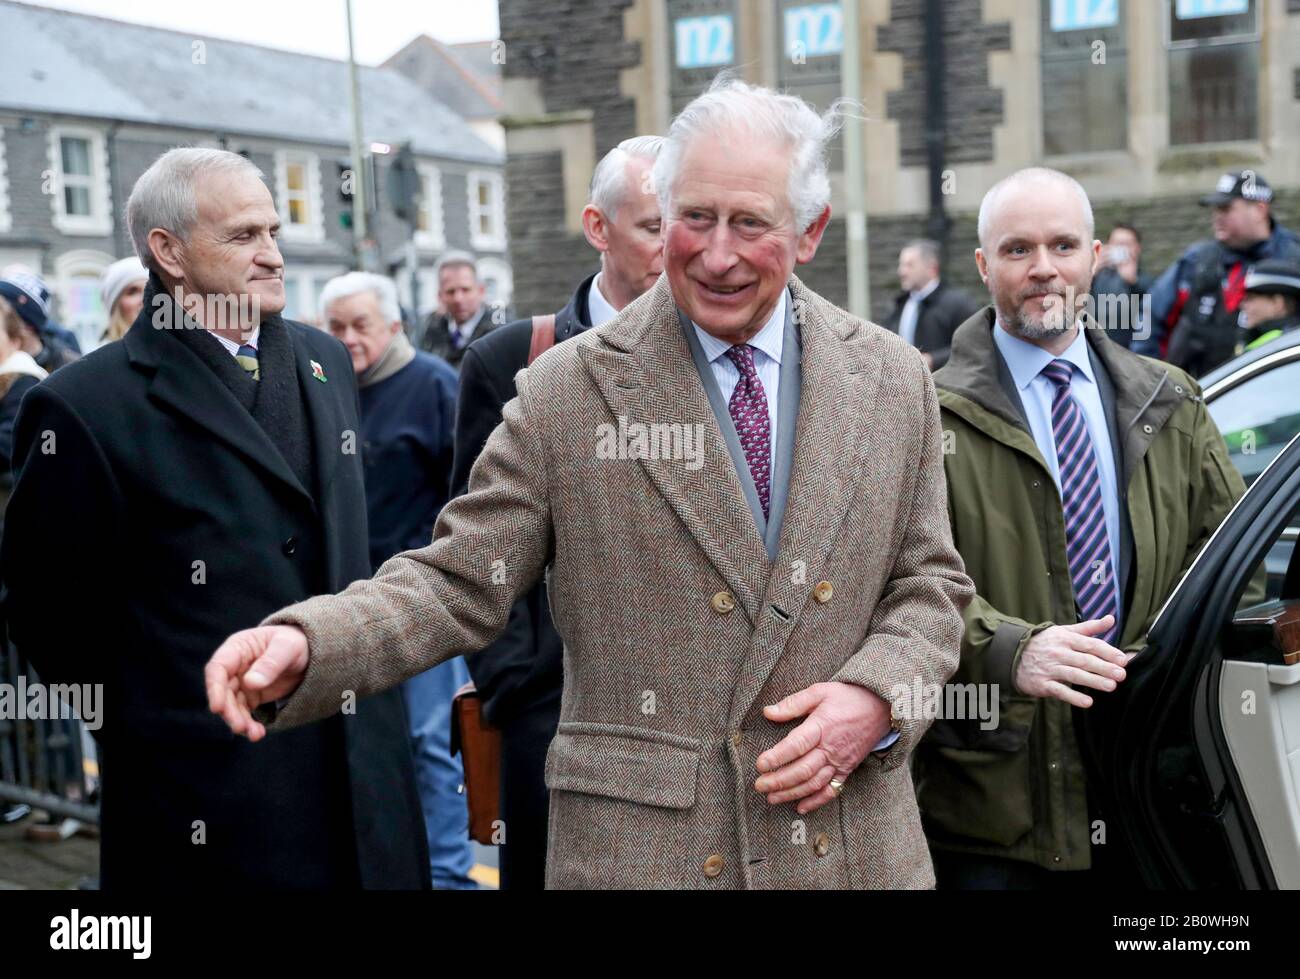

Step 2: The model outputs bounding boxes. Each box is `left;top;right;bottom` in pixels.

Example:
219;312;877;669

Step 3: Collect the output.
1077;334;1300;888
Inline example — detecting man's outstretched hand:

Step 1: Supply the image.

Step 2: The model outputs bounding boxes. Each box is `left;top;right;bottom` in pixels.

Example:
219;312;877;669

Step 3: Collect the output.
205;625;310;741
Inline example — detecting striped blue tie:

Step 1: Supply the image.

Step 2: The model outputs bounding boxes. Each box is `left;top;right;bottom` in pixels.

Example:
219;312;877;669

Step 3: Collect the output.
235;343;259;381
1041;359;1118;643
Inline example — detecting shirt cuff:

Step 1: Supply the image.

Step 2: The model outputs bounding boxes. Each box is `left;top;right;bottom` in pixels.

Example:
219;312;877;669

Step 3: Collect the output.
871;728;901;754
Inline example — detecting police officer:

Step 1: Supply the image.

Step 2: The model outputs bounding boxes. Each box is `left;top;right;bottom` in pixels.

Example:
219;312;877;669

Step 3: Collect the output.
1239;258;1300;352
1140;170;1300;376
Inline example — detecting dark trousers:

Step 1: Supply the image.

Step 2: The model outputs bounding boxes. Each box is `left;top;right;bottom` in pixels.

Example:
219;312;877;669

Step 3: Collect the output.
498;699;561;890
932;816;1146;890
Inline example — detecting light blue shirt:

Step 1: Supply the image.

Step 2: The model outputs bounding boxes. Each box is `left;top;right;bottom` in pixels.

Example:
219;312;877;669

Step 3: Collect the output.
691;289;786;478
993;322;1122;618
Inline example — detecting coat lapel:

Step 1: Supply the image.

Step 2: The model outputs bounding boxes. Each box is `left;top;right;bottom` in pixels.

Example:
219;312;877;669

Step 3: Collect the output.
579;277;770;621
727;278;886;726
291;329;344;502
125;319;312;505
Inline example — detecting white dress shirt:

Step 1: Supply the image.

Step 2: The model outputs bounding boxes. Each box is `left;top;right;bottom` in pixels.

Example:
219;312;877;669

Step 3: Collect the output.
450;307;486;349
211;327;260;357
586;273;621;328
898;276;940;348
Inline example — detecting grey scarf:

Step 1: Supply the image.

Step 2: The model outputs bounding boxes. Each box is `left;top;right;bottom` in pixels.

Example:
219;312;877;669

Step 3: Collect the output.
359;329;417;388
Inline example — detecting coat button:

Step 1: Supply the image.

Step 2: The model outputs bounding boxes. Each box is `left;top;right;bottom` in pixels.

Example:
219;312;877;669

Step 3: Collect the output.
813;581;834;604
814;832;830;857
1143;424;1153;434
282;537;297;556
702;854;724;878
731;731;742;747
711;591;735;614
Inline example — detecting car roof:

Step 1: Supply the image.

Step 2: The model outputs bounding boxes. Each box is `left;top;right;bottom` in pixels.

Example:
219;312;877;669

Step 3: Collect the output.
1201;327;1300;391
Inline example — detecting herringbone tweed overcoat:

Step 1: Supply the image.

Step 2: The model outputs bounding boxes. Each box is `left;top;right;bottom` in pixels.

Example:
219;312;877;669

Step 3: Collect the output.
263;273;974;889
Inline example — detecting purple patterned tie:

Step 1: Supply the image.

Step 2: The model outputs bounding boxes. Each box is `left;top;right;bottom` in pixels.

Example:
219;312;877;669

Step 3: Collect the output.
1042;359;1119;642
725;344;771;518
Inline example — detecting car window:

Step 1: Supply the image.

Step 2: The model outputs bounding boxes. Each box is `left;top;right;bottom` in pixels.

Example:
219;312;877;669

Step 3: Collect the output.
1208;357;1300;485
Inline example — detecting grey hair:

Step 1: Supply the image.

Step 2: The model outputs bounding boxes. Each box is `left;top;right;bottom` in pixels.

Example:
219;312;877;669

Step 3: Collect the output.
318;271;402;325
654;73;845;231
127;148;264;272
901;238;941;268
977;167;1095;249
434;250;479;284
589;135;665;220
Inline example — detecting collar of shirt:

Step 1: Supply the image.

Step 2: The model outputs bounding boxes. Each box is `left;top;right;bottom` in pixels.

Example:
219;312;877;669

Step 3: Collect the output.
452;307;486;342
587;273;621;328
911;277;941;302
993;319;1094;392
692;288;786;368
211;327;260;358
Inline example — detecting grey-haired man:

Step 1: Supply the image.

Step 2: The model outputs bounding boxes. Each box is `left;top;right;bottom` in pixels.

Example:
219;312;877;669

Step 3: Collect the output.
2;148;427;890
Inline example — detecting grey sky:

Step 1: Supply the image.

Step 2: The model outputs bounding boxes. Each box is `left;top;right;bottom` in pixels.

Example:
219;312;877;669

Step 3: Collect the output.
23;0;499;63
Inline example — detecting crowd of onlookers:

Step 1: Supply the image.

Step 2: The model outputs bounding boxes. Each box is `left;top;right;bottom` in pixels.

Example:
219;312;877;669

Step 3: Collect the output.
882;167;1300;379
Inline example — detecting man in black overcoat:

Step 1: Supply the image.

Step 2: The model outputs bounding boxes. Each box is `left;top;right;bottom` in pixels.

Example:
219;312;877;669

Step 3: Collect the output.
452;136;663;889
0;148;427;890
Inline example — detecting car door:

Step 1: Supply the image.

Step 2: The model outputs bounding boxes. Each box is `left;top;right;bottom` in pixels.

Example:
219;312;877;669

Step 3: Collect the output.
1079;432;1300;889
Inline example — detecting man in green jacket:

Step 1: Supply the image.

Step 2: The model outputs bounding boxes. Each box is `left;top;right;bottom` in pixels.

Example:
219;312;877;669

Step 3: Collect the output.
917;167;1249;887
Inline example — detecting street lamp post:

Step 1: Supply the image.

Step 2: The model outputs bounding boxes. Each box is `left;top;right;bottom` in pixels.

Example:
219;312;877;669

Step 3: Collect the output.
344;0;373;269
841;0;870;320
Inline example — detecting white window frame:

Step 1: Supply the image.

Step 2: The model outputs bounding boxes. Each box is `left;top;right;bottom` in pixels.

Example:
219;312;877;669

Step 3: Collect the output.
48;125;112;237
476;256;513;311
467;170;506;251
274;150;325;244
414;163;445;251
0;127;11;234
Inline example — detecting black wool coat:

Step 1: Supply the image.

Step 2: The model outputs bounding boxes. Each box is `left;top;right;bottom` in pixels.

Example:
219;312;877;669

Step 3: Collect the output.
0;286;428;890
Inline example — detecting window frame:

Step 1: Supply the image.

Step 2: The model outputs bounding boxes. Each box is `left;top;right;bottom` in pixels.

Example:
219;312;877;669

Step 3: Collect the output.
0;126;11;234
467;170;506;252
414;162;446;252
48;125;112;237
274;150;325;244
1164;0;1259;50
1163;0;1260;146
1039;0;1130;157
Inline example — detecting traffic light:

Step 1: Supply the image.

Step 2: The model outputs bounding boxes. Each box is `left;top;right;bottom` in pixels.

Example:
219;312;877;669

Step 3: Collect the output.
338;160;354;230
387;142;421;224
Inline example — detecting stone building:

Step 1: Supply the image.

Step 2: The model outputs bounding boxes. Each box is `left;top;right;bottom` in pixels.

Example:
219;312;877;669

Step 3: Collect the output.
499;0;1299;323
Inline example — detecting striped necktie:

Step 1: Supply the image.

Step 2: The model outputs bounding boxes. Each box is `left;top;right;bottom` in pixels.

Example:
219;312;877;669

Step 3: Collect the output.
1041;359;1118;642
235;343;259;381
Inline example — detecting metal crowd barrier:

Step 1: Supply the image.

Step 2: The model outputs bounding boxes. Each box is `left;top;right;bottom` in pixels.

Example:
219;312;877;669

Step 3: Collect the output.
0;636;98;824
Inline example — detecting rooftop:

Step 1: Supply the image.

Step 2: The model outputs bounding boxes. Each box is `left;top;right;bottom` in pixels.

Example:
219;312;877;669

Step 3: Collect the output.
0;0;501;165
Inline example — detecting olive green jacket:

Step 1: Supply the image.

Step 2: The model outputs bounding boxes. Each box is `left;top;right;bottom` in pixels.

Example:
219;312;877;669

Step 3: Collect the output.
916;307;1248;871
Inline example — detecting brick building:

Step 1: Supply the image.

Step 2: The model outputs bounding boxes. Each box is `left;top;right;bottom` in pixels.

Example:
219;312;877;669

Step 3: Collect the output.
499;0;1300;324
0;0;511;350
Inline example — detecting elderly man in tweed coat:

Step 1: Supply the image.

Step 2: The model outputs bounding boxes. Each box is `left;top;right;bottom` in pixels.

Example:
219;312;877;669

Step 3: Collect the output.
207;77;973;890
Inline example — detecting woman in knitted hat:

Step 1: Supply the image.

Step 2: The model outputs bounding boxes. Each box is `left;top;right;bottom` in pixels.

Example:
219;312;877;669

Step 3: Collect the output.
0;294;48;508
98;257;148;344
